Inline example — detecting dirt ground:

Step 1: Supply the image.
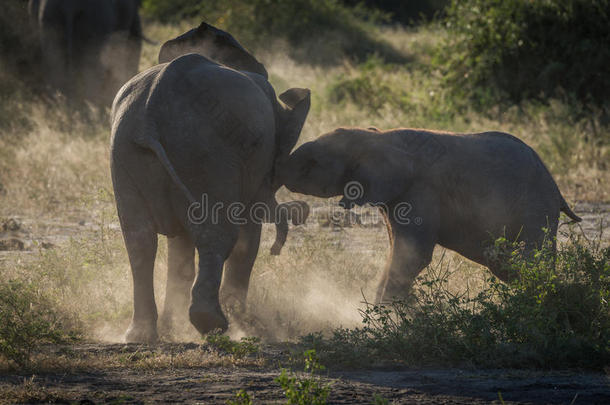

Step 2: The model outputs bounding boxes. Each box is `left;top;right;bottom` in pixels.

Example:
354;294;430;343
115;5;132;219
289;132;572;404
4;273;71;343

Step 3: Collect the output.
1;205;609;404
0;343;609;404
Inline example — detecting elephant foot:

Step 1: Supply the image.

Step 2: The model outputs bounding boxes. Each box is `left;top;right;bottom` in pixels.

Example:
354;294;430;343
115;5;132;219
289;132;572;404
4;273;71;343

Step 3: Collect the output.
189;305;228;335
382;287;415;304
124;321;158;344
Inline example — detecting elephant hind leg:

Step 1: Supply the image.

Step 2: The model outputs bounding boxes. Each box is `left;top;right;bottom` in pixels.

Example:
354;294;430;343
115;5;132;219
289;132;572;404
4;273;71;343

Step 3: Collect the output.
113;161;160;343
221;222;261;316
188;222;239;336
120;223;159;343
160;232;195;339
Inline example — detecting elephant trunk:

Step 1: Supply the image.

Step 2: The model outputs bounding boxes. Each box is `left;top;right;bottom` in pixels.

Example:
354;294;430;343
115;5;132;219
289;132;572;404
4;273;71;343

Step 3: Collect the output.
269;200;310;255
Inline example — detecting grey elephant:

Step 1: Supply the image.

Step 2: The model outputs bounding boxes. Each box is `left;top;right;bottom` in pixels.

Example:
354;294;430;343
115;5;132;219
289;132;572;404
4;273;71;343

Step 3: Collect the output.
282;127;582;303
29;0;142;105
158;20;308;258
111;24;311;342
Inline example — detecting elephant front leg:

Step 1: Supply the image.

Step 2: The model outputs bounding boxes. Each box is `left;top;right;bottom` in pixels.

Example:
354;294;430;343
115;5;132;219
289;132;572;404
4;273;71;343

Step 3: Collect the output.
160;232;195;338
376;234;436;303
375;196;439;303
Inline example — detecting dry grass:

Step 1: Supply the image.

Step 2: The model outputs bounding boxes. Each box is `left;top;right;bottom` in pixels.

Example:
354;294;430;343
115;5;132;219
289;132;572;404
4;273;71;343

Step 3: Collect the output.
0;376;73;405
0;343;265;374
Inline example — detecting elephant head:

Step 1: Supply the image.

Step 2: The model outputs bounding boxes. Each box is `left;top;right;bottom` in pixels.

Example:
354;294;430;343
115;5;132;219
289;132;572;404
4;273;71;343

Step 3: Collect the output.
282;128;411;207
158;21;268;78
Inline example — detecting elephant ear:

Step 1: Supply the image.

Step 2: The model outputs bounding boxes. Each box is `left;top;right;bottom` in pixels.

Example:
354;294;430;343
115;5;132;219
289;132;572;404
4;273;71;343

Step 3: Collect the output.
158;21;268;78
277;88;311;158
345;145;414;206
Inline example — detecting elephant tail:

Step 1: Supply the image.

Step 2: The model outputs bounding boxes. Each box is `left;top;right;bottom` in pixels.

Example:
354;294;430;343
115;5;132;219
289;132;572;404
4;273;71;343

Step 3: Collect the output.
559;194;582;223
531;146;582;223
136;137;197;205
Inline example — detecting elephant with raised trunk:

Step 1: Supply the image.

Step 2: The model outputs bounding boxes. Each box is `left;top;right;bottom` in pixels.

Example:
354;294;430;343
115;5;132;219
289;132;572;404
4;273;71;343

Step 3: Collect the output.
29;0;143;105
111;23;311;342
281;127;581;303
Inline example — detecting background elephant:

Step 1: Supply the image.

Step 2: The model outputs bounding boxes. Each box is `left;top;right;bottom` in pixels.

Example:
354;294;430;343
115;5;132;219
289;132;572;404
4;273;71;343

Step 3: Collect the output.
281;127;582;303
111;24;310;342
29;0;142;105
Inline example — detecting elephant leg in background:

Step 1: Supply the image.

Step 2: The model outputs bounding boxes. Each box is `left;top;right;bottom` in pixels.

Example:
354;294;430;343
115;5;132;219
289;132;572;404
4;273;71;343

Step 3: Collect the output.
221;221;262;314
40;24;72;97
375;189;440;303
78;42;110;104
188;221;240;335
100;35;141;105
159;232;195;337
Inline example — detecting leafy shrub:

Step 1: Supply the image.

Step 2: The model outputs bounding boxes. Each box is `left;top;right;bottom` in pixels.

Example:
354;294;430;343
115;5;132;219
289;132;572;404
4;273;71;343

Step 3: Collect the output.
227;389;253;405
307;233;610;369
0;280;79;368
437;0;610;111
276;349;331;405
141;0;405;64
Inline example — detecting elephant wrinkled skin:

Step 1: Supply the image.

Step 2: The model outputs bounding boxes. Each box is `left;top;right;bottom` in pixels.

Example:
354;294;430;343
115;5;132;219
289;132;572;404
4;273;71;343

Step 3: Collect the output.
111;26;310;343
282;127;582;303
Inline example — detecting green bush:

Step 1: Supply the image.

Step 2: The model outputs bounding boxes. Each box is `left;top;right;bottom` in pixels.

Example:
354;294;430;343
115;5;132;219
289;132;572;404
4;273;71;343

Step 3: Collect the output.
0;280;79;368
227;389;253;405
307;233;610;369
275;349;331;405
141;0;405;64
437;0;610;111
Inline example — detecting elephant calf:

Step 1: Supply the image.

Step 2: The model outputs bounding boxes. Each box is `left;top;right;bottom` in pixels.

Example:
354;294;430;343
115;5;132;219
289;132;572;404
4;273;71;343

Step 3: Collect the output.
282;127;581;302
